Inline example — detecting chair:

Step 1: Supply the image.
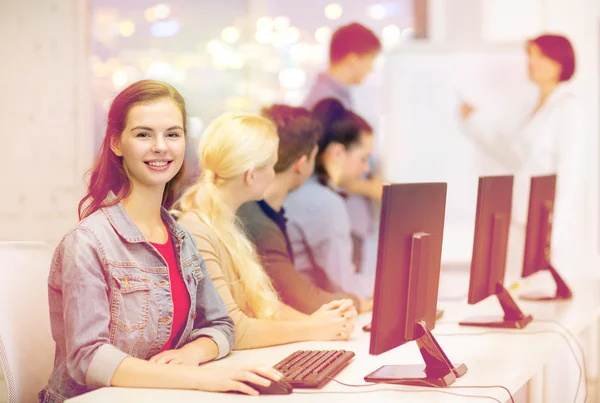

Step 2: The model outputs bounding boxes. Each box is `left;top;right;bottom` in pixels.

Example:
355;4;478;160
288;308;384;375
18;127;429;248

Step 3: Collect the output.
0;242;55;403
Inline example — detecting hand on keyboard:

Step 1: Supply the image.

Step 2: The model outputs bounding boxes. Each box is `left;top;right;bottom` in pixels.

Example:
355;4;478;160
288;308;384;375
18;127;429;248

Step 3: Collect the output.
310;299;356;340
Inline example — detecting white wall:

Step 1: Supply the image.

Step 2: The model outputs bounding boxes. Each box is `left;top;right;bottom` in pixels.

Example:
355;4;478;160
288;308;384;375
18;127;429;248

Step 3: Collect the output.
0;0;92;248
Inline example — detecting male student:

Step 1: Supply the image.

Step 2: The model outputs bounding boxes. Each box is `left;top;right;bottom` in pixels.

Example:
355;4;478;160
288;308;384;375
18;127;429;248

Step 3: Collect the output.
304;22;381;110
303;22;383;271
237;104;372;314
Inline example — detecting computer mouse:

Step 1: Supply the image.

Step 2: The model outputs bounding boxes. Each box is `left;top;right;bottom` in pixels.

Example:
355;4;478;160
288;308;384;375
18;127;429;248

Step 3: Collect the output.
243;379;293;395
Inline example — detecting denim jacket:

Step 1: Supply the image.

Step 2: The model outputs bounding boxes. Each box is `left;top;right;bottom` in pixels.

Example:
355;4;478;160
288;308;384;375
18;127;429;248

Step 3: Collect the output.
39;196;235;402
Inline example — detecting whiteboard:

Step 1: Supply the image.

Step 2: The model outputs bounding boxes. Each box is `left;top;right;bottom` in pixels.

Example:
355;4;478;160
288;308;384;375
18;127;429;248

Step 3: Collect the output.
380;42;538;263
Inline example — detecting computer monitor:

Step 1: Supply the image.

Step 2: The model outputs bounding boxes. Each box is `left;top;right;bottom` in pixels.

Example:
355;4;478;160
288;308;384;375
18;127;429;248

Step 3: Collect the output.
520;174;573;300
364;183;467;387
459;175;533;329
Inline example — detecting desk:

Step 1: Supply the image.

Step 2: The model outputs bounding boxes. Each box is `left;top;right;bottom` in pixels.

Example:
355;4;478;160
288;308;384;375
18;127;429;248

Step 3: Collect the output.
66;273;600;403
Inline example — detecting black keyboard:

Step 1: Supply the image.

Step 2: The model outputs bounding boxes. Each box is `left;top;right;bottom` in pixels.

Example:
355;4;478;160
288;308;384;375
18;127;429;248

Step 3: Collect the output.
273;350;355;388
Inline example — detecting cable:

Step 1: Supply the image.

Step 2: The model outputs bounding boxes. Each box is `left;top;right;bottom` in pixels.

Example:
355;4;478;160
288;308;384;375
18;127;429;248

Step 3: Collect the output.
295;385;503;402
326;376;514;403
435;321;465;327
435;329;583;402
435;329;583;403
293;376;511;402
533;320;589;403
408;379;515;403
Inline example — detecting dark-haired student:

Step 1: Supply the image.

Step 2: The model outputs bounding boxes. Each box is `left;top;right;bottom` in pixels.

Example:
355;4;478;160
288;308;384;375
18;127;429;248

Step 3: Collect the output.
303;22;381;110
284;98;375;300
237;105;373;314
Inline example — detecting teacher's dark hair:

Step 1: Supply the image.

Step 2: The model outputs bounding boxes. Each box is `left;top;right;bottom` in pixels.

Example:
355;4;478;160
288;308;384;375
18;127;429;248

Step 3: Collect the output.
528;34;576;82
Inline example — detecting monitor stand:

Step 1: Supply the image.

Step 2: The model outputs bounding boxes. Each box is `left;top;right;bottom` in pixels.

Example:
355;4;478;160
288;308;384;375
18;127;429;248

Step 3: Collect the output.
520;202;573;301
520;263;573;300
459;283;533;329
363;309;444;332
364;321;467;386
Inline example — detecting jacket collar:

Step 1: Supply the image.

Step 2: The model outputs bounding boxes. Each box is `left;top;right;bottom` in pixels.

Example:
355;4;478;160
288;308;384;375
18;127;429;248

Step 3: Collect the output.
101;191;187;243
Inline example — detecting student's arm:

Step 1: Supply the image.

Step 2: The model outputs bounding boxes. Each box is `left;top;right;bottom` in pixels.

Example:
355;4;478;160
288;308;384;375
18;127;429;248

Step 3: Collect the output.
291;198;375;299
186;231;235;359
459;103;524;172
182;218;351;350
278;300;357;326
149;335;220;366
111;356;283;395
51;229;130;389
277;304;310;320
341;177;383;201
257;225;362;313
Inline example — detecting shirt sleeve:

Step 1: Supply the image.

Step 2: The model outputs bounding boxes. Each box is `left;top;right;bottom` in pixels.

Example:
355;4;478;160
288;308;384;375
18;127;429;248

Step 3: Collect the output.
289;197;374;299
48;228;129;389
460;110;525;172
256;223;361;314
